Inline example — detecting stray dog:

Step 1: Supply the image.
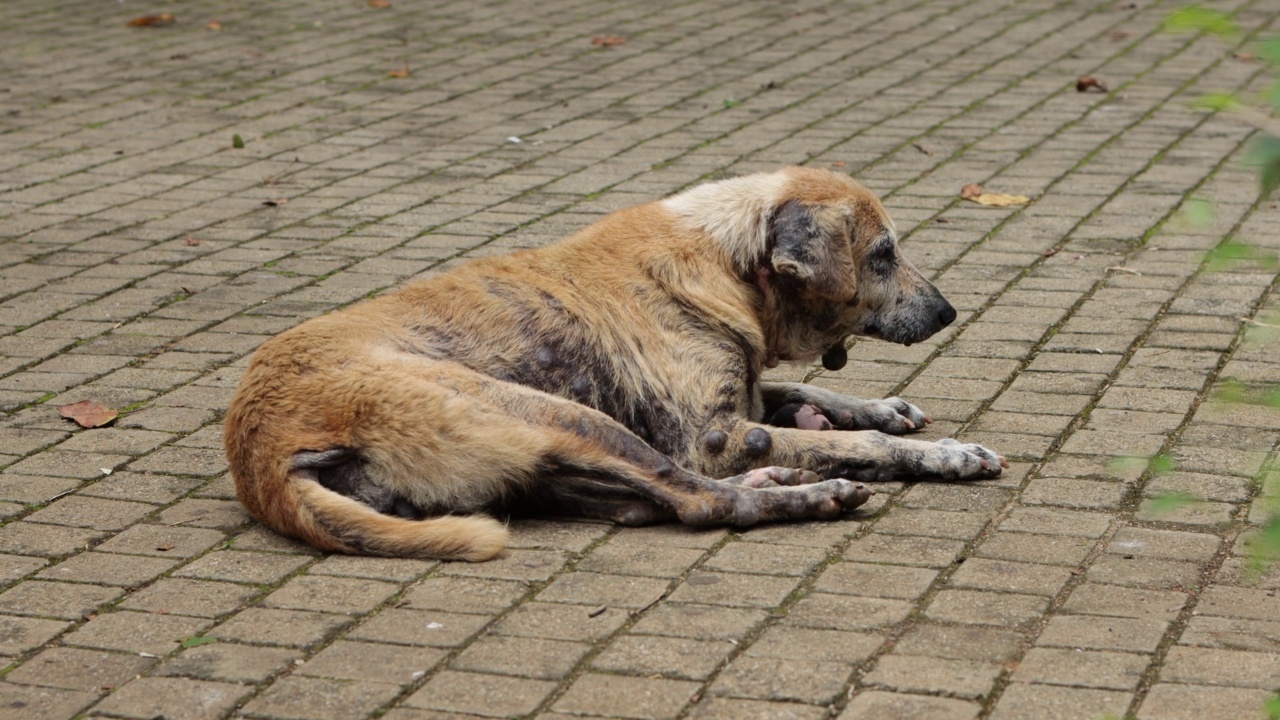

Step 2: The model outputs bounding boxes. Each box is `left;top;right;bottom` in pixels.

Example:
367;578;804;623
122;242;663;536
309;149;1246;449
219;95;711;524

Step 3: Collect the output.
225;167;1005;560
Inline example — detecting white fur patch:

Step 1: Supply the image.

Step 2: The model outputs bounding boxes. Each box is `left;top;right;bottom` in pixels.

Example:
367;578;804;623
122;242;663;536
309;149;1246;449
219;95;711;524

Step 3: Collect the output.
662;172;791;273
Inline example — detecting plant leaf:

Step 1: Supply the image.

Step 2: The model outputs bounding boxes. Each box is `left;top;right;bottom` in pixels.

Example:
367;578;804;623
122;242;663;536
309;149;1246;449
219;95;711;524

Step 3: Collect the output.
1191;92;1239;111
1145;492;1200;515
58;401;118;429
1163;6;1238;37
181;635;217;649
1247;135;1280;199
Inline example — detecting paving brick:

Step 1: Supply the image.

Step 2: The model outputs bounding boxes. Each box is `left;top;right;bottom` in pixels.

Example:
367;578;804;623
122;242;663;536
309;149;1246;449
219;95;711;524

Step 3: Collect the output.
300;640;445;685
553;673;699;719
990;683;1131;720
173;549;311;584
0;682;94;720
94;523;224;558
0;615;70;656
1137;683;1273;720
1062;584;1188;622
0;580;122;620
119;578;257;617
401;576;528;614
156;642;300;683
845;533;965;567
242;675;401;720
1037;614;1167;653
209;608;352;648
594;634;735;680
702;541;830;576
711;655;853;705
93;676;251;720
814;561;938;599
451;634;585;680
686;697;826;720
5;646;154;692
865;654;1001;699
926;590;1049;626
262;574;400;615
839;690;980;720
490;601;629;642
949;558;1074;597
347;608;489;648
34;549;177;587
63;610;209;655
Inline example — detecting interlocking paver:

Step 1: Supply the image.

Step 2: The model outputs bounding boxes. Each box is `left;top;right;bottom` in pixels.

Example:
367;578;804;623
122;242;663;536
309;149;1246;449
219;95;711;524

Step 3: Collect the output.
2;1;1279;717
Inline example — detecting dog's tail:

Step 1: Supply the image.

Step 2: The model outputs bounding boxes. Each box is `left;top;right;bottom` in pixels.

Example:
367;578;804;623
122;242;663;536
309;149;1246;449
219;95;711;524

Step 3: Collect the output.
227;399;510;562
291;479;509;562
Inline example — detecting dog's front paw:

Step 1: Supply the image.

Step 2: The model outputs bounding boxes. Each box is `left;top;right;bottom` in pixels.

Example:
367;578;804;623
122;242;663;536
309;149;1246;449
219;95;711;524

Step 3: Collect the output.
844;396;930;434
934;438;1007;480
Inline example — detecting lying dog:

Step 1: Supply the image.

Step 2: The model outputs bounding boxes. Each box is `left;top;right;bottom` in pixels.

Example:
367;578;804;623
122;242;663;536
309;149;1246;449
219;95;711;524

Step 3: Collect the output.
225;167;1005;560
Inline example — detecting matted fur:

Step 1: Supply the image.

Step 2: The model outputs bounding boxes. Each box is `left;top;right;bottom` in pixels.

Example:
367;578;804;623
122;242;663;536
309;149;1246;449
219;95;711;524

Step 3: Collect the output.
225;167;1005;561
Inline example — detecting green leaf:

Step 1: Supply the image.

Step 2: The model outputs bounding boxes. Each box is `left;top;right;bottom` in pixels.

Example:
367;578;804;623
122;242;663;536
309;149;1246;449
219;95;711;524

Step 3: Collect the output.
1204;239;1278;272
1107;456;1149;475
231;134;245;149
1164;6;1239;37
722;99;741;109
1178;196;1215;228
1266;692;1280;720
1191;92;1239;111
1247;135;1280;199
181;635;218;649
1258;37;1280;67
1145;492;1200;515
1248;520;1280;575
1148;454;1176;475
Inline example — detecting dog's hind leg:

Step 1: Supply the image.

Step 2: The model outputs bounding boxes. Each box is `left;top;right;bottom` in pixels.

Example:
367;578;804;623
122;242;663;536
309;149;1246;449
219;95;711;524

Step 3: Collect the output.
454;377;874;527
760;381;931;434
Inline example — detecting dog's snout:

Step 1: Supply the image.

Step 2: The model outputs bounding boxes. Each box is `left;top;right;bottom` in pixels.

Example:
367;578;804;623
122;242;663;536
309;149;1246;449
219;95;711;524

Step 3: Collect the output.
938;301;957;328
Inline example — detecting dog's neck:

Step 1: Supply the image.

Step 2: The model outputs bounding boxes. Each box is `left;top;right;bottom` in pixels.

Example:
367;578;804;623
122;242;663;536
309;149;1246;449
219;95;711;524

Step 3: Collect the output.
662;173;790;276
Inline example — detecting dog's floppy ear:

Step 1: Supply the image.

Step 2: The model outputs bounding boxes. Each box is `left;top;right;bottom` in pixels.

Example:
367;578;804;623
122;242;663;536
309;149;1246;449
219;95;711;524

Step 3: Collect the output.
768;199;857;301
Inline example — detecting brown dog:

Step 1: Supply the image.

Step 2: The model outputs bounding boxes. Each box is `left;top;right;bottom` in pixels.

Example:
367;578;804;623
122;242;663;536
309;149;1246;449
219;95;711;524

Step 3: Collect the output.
225;167;1005;561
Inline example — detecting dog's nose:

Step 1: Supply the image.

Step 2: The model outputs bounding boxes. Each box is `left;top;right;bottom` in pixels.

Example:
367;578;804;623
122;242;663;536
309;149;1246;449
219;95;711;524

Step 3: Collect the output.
938;301;957;328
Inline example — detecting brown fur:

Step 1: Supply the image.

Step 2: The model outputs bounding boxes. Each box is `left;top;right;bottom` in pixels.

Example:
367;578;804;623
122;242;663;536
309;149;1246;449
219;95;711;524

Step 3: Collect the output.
225;167;1005;561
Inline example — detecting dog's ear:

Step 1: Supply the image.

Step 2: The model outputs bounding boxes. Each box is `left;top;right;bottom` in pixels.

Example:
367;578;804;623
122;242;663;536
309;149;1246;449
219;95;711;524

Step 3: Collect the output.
769;199;857;301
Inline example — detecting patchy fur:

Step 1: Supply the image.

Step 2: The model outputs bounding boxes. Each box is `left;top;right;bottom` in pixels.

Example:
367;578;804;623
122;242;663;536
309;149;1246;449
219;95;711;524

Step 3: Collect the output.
225;167;1004;561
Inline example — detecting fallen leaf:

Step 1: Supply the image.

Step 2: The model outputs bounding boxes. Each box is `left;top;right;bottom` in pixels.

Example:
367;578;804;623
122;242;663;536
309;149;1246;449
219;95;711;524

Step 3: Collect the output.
588;605;607;617
127;13;175;27
912;142;932;156
1234;51;1256;62
960;183;983;200
59;401;118;429
591;35;627;47
967;192;1031;207
1076;75;1109;92
830;161;847;168
506;136;522;144
368;0;393;6
1107;29;1131;41
388;61;411;78
206;20;223;31
231;134;245;149
263;198;289;207
185;236;202;247
156;544;176;552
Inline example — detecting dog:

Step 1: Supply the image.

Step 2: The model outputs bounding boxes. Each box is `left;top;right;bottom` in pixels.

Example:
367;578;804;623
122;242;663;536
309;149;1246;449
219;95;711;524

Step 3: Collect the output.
225;167;1005;561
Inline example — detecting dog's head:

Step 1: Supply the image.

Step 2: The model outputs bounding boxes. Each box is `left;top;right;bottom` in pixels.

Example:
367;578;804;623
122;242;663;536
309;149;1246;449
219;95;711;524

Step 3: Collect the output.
758;169;955;367
665;167;956;368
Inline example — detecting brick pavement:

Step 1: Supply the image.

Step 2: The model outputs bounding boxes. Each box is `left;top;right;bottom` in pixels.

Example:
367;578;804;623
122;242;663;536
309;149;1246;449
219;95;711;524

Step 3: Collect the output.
2;0;1280;718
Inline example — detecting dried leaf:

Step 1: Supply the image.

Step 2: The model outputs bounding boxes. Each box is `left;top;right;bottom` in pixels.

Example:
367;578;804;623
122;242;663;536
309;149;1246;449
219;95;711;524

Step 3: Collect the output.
967;192;1031;207
156;544;176;552
960;183;983;199
206;20;223;31
59;401;118;429
1234;51;1256;62
263;198;289;207
912;142;932;156
185;236;202;247
591;35;627;47
1107;30;1131;41
830;161;847;168
1076;75;1109;93
388;62;411;78
127;13;175;27
368;0;393;6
